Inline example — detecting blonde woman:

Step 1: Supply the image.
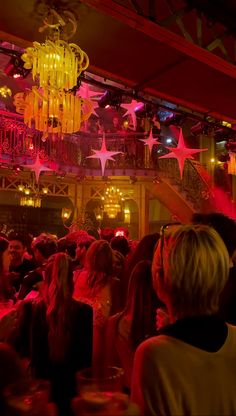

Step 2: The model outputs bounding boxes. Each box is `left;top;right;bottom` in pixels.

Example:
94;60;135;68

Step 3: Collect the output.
131;224;236;416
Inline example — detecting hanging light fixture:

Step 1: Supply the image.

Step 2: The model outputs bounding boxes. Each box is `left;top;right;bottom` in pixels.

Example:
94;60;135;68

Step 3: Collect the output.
22;39;89;91
21;10;89;91
18;182;48;208
21;9;92;139
20;195;42;208
24;86;93;136
102;186;124;219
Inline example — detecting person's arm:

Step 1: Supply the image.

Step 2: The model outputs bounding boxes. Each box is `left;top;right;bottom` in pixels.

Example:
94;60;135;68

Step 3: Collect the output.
131;341;161;416
18;270;42;300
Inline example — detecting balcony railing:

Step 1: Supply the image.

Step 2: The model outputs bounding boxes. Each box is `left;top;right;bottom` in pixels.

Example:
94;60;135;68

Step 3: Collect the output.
0;110;212;209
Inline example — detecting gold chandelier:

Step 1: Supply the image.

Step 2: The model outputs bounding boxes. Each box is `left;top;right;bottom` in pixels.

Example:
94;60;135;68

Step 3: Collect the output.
21;9;92;139
24;87;93;136
18;183;49;208
20;195;42;208
22;39;89;91
102;186;124;219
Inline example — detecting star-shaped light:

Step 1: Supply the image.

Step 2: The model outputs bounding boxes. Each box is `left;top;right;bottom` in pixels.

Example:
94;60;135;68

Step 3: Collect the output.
121;99;143;130
159;128;208;178
77;82;102;117
21;153;53;182
139;129;161;153
78;83;103;99
86;134;123;176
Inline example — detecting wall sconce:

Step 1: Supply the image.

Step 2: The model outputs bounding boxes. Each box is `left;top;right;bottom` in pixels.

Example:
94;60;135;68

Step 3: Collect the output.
62;208;72;221
124;208;130;224
42;187;49;194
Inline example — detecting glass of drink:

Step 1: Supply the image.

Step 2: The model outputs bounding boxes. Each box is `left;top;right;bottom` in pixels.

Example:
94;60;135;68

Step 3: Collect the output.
73;366;129;415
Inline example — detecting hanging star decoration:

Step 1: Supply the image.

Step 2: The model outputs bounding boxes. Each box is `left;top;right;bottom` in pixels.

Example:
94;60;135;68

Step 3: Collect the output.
159;127;208;178
121;100;143;130
139;129;161;153
21;153;53;183
77;82;102;117
86;134;123;176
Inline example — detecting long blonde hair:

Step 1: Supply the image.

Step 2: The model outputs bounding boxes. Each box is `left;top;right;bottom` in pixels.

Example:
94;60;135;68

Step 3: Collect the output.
45;253;74;361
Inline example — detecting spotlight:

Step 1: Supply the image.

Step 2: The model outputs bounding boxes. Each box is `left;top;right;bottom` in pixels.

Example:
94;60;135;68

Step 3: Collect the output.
4;56;30;79
165;114;186;127
98;90;122;109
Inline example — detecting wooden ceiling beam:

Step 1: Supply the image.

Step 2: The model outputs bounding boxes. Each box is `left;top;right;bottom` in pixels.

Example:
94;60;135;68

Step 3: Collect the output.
79;0;236;80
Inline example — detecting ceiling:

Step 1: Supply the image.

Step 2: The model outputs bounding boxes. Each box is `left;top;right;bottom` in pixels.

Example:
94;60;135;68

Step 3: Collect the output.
0;0;236;124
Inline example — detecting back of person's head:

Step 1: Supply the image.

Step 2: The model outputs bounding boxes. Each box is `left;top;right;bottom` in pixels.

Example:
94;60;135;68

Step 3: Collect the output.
57;237;77;259
110;235;130;257
100;228;115;243
112;250;125;279
125;260;160;349
192;212;236;257
8;232;27;247
152;224;229;319
76;232;96;251
85;240;114;288
127;232;160;277
0;237;9;274
32;233;57;261
47;253;73;307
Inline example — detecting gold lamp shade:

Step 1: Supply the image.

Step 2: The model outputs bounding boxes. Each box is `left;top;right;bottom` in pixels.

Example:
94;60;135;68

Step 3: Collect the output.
22;40;89;91
24;86;93;136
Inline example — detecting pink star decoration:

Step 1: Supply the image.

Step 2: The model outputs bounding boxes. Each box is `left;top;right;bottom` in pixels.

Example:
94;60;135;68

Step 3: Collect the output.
121;100;143;130
77;83;102;117
86;134;123;176
21;153;53;183
159;128;208;178
139;129;161;153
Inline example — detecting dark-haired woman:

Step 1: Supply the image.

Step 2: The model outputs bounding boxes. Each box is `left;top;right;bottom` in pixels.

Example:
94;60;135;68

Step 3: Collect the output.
104;260;161;391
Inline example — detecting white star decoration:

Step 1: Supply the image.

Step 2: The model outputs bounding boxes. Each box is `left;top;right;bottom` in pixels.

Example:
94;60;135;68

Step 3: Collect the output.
159;128;208;178
21;153;53;183
121;99;143;130
86;134;123;176
139;129;161;153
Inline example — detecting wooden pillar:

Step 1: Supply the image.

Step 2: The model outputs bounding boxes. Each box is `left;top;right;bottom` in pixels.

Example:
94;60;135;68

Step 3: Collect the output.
199;133;215;185
138;183;149;238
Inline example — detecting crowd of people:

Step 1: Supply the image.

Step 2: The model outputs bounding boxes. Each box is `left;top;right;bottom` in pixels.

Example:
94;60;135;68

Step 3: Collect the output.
1;213;236;415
